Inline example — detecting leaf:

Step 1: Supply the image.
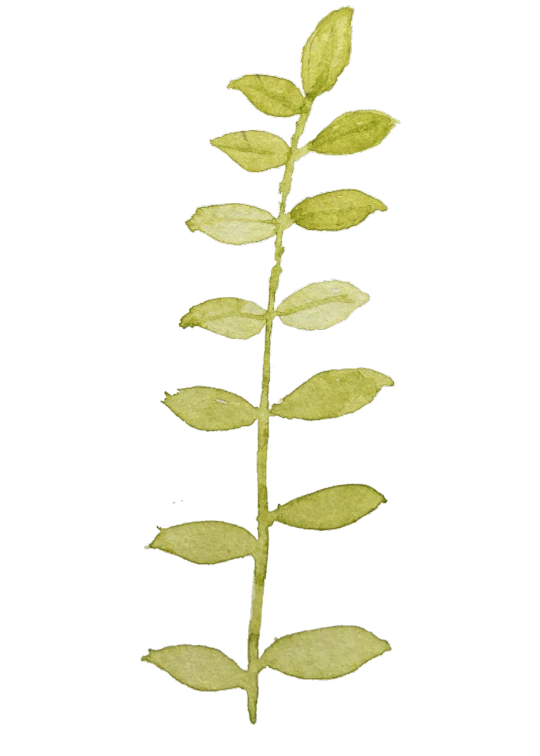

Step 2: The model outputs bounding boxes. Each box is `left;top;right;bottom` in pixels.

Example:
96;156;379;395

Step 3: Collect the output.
273;484;386;530
310;110;398;155
276;280;368;331
186;204;276;245
142;645;247;691
147;521;257;564
180;298;266;340
301;8;353;98
163;387;258;431
290;190;386;231
228;75;304;117
211;131;290;173
261;626;390;680
271;368;393;421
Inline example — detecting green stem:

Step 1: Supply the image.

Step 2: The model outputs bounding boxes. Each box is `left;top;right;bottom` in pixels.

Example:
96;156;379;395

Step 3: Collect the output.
246;99;312;724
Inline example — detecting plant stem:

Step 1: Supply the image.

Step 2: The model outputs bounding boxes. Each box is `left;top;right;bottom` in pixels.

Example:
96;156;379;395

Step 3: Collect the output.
246;99;312;724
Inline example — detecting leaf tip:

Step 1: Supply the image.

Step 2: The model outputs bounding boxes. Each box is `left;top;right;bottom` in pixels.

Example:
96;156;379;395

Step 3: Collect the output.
382;639;392;653
186;215;197;232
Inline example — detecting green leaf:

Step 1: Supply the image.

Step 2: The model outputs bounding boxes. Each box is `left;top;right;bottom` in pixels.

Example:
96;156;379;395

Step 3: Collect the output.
260;626;390;680
163;387;258;431
228;75;304;117
273;484;386;530
147;521;257;564
271;368;393;421
142;645;247;691
290;190;386;231
301;8;353;98
186;204;276;245
276;280;368;331
180;298;266;340
310;110;398;155
211;131;290;173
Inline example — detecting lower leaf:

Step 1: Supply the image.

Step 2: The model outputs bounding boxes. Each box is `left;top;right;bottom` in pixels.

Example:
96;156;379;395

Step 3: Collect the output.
147;521;257;564
271;368;393;421
163;387;258;431
142;645;247;691
290;190;386;231
273;484;386;530
260;626;390;680
180;297;266;339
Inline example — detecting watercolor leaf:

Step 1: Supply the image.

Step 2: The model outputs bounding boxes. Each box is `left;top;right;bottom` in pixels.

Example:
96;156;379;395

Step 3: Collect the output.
271;368;393;421
276;280;369;330
163;387;258;431
260;626;390;679
301;8;353;98
290;190;386;231
147;521;256;564
273;484;386;530
180;298;266;340
211;131;290;173
310;110;398;155
186;204;277;245
228;75;304;117
142;645;247;691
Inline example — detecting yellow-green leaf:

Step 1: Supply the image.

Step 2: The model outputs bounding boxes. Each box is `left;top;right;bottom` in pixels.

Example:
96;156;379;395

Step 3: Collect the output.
180;298;266;339
163;387;258;431
310;110;398;155
273;484;386;530
290;190;386;231
186;204;276;245
276;280;368;330
211;131;290;173
301;8;353;98
142;645;247;691
261;626;390;680
228;75;304;117
147;521;256;564
271;368;393;421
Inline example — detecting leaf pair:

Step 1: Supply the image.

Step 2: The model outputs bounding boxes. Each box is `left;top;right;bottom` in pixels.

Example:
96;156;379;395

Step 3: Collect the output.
163;367;393;431
143;626;390;691
212;111;397;175
180;281;369;340
228;8;354;117
147;486;385;568
187;189;386;245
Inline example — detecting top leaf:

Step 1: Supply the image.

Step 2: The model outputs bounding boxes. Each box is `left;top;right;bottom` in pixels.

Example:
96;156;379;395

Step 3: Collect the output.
186;204;277;245
310;110;398;155
260;626;390;680
228;75;304;117
301;8;353;98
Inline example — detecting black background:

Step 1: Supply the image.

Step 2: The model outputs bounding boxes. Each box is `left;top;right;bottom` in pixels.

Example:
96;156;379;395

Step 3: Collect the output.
137;2;534;728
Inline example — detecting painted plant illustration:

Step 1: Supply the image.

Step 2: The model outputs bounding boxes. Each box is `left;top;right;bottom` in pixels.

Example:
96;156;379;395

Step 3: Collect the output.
143;7;397;723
